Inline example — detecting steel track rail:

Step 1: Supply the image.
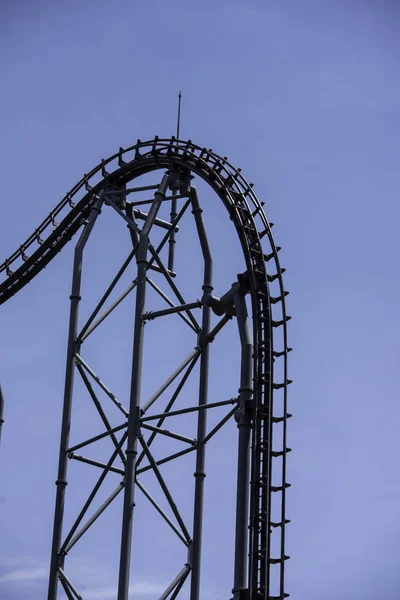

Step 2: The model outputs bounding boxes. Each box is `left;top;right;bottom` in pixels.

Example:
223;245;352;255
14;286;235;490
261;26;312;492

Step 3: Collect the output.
0;138;290;600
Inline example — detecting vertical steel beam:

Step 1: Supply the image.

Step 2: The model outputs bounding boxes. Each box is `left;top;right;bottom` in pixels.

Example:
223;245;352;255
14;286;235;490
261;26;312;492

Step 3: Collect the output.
202;278;253;597
47;195;104;600
232;285;253;599
189;187;212;600
117;174;170;600
168;190;177;271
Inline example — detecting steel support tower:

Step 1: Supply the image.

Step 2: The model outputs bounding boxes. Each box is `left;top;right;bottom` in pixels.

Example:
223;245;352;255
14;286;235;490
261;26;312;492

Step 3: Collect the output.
0;138;291;600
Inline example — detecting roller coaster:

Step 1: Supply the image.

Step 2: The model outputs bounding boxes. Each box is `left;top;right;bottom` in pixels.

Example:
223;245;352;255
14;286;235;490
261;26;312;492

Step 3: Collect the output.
0;137;291;600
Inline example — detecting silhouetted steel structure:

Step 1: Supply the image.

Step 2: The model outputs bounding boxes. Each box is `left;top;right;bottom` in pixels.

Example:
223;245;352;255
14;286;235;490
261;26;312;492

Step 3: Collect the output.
0;138;291;600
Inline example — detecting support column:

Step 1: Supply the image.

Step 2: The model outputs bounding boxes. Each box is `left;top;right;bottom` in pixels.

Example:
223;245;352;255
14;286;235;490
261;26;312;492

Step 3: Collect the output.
48;195;104;600
203;277;253;600
190;187;212;600
232;287;253;600
168;190;177;271
117;174;169;600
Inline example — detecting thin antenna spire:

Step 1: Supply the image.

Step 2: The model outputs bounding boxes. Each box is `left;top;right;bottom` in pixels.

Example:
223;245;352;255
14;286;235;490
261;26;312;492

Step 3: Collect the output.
176;91;182;140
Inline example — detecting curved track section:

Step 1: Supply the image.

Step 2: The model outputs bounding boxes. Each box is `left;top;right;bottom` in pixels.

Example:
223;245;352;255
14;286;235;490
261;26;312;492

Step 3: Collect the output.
0;138;291;600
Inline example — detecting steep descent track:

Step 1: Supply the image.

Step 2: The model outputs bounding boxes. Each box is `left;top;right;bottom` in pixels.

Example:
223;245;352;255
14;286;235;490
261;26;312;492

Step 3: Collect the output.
0;138;291;599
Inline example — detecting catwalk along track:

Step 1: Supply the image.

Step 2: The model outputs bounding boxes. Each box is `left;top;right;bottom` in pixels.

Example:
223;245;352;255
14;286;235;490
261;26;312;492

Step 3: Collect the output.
0;138;291;600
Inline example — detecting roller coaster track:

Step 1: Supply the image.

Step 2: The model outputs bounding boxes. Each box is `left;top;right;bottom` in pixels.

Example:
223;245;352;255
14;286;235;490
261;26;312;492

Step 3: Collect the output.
0;138;291;600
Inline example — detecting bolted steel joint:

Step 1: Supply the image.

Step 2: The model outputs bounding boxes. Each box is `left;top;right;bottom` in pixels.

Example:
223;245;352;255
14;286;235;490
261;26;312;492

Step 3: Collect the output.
168;167;193;194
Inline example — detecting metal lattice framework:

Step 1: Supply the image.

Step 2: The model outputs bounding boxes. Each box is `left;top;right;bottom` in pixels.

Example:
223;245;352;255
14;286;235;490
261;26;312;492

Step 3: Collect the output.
0;138;291;600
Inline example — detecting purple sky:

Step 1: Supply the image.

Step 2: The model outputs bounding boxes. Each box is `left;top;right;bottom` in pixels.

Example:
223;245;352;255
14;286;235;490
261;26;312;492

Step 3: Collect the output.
1;1;400;599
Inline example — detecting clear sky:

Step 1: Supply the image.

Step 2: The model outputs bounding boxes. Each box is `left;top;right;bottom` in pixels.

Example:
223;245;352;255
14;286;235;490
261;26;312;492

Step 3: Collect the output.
0;1;399;599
